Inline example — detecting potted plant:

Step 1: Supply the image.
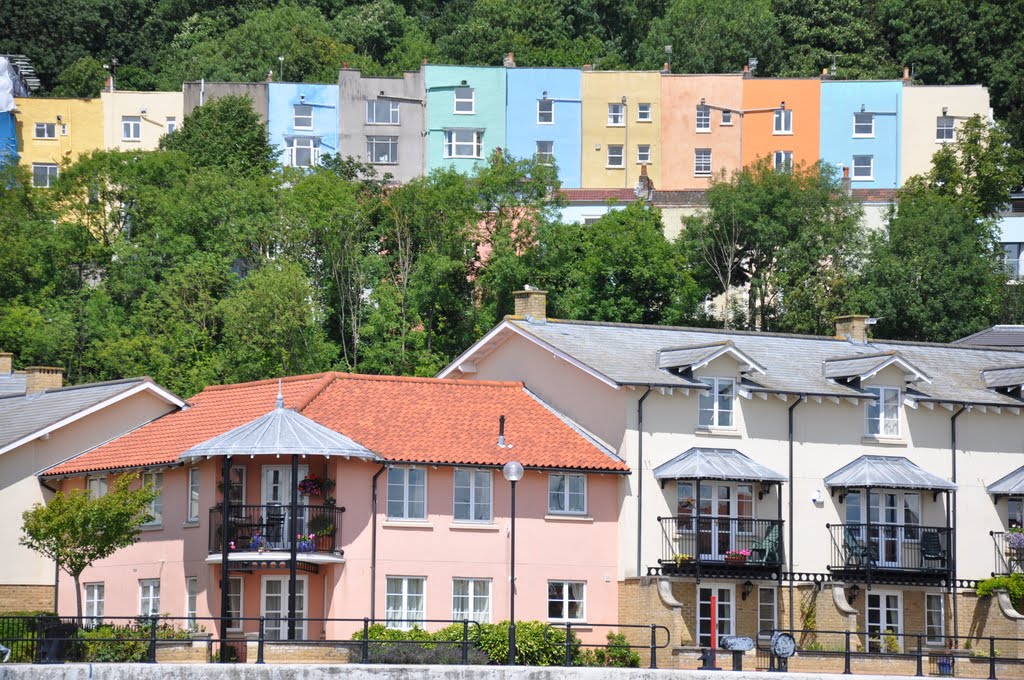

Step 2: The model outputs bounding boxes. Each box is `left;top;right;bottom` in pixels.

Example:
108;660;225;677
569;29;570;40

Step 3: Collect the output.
724;549;751;564
249;533;269;553
296;533;317;553
1006;528;1024;552
297;474;324;497
673;553;693;566
308;514;335;537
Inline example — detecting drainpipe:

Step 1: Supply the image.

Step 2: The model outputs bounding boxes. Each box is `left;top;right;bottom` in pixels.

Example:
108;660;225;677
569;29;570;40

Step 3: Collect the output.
636;387;653;579
287;453;299;640
219;455;231;661
788;395;805;633
369;464;387;621
950;405;967;646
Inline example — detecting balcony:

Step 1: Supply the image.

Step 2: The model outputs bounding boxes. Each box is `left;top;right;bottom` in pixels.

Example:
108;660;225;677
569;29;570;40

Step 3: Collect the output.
209;504;344;556
990;531;1024;575
827;523;952;583
657;516;784;578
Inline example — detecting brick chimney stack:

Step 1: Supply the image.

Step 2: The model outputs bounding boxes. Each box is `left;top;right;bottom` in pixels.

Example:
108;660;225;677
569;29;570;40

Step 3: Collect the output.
835;315;871;344
0;352;11;375
901;66;912;84
503;52;516;68
513;288;547;321
841;166;852;196
25;367;63;394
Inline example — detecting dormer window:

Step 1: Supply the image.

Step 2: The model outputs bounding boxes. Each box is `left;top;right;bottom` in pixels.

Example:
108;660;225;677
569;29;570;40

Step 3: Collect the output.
698;377;735;428
865;386;900;437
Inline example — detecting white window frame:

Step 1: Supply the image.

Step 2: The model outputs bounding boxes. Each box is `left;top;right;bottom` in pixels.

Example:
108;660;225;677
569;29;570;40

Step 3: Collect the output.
535;140;554;165
607;103;624;126
696;105;711;132
287;138;319;168
366;99;400;125
698;377;735;428
31;163;59;188
386;576;426;630
637;144;651;164
853;112;874;137
452;577;491;623
547;580;585;622
165;117;177;134
721;110;733;126
293;105;313;130
87;474;108;499
187;467;201;523
852;155;874;181
758;587;777;641
142;471;163;525
226;466;246;505
637;103;652;122
537;99;553;124
185;577;198;630
936;116;955;143
925;593;945;645
548;473;586;515
387;466;427;520
454;88;475;114
773;109;793;135
443;129;483;159
139;579;160;617
227;576;243;632
694;148;712;177
606;144;624;168
698;584;735;647
865;386;901;437
453;468;493;523
366;135;399;164
84;583;104;626
865;590;903;652
773;150;793;172
34;122;56;139
121;116;142;141
1009;497;1024;529
261;575;306;640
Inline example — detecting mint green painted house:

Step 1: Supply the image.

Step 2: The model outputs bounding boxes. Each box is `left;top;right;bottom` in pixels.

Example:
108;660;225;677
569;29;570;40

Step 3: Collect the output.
425;65;507;173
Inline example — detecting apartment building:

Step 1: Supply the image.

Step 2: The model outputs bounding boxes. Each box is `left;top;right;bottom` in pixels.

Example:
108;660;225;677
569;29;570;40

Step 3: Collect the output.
581;70;661;190
819;81;902;189
505;67;582;188
660;74;743;189
101;90;183;151
424;65;506;173
268;83;339;169
900;84;991;184
13;96;102;188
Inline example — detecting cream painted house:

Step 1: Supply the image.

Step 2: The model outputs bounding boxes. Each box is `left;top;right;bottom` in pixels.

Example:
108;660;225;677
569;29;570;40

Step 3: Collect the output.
441;291;1024;656
900;85;990;184
101;90;183;151
0;352;183;612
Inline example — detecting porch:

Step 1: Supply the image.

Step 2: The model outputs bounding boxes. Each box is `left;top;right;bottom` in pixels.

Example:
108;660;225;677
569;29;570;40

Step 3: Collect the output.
826;522;952;579
658;516;784;576
991;531;1024;576
209;503;345;555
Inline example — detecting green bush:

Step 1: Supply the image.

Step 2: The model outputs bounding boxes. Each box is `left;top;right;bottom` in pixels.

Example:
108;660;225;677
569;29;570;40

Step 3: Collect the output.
78;620;191;662
976;574;1024;608
0;611;55;663
577;632;641;668
476;621;578;666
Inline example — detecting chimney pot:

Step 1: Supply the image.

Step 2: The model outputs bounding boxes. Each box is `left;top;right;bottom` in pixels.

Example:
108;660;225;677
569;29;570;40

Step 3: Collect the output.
834;315;871;344
902;66;911;84
25;366;63;394
582;64;594;72
504;52;516;68
513;288;548;321
0;352;11;375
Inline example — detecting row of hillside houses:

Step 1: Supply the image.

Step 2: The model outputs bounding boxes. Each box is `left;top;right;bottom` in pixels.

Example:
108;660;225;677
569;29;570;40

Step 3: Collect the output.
4;293;1024;662
3;58;992;191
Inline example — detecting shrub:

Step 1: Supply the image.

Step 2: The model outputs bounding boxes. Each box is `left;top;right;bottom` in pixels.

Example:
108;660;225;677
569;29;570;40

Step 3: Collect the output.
578;632;641;668
78;620;191;662
976;573;1024;608
368;641;489;665
476;621;579;666
0;611;55;663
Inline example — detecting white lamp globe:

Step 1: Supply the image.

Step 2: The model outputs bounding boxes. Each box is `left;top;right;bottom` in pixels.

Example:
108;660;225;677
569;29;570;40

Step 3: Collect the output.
502;461;524;482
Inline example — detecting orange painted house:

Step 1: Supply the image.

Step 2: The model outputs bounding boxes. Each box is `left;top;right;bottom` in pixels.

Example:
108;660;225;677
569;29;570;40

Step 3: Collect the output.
741;78;821;171
661;74;744;189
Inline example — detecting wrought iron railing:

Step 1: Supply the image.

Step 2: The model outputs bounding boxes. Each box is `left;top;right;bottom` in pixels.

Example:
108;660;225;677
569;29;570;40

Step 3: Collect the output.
826;523;952;573
991;531;1024;575
209;504;344;554
657;516;784;568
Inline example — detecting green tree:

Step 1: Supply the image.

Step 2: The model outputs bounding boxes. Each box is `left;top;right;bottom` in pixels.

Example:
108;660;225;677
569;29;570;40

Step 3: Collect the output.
160;95;276;175
774;0;896;79
51;56;108;98
21;474;157;621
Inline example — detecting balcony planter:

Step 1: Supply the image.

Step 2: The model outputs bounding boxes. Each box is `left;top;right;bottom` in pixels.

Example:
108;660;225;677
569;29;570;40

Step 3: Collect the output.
724;555;748;565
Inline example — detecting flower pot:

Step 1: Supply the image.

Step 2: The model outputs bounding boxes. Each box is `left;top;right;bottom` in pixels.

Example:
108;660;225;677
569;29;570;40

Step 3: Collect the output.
724;555;748;565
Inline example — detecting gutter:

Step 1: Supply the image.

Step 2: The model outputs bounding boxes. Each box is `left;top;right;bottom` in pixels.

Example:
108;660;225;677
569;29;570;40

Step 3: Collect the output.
636;387;654;579
369;464;388;622
950;405;968;648
787;395;805;633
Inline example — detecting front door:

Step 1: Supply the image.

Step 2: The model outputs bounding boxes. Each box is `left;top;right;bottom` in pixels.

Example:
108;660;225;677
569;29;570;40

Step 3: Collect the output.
866;591;902;652
697;585;735;647
261;576;307;640
262;465;308;549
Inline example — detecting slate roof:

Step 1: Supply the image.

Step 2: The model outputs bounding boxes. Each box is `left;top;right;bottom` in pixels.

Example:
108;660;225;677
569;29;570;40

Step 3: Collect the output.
955;326;1024;349
653;447;786;483
44;373;626;476
466;318;1024;407
824;455;956;491
0;379;161;453
0;372;27;397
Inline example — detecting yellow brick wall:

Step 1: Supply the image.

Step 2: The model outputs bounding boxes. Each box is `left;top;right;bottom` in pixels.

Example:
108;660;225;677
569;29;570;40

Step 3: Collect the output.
0;584;53;613
246;641;353;664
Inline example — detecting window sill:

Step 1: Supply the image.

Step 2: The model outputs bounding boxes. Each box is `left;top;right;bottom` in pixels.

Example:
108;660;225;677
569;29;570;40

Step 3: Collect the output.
695;129;711;134
694;427;741;438
449;522;500;531
607;124;625;128
545;514;592;523
636;120;652;124
140;523;163;532
721;123;734;127
371;162;399;166
773;132;794;136
366;122;400;126
453;111;475;116
548;621;588;628
182;520;200;529
852;177;874;181
605;165;625;170
383;520;433;529
121;139;141;143
694;173;712;178
537;121;554;126
852;135;875;139
444;157;483;161
861;435;907;447
636;161;652;165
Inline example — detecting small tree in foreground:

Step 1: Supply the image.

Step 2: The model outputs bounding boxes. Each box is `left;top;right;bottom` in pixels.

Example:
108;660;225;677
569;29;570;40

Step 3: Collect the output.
21;474;157;621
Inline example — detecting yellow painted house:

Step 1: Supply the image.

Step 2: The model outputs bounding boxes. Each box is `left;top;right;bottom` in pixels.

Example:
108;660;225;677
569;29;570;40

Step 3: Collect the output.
580;70;661;189
14;97;103;187
101;91;183;151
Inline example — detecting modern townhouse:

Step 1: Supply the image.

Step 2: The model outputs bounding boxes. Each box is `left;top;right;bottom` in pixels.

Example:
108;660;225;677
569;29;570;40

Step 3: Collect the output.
900;84;990;184
442;291;1024;662
505;67;582;188
182;82;269;124
660;74;744;189
13;95;103;188
268;83;339;169
425;65;506;173
741;78;821;172
580;70;661;190
41;373;625;648
820;81;902;189
101;90;183;151
338;68;425;183
999;192;1024;280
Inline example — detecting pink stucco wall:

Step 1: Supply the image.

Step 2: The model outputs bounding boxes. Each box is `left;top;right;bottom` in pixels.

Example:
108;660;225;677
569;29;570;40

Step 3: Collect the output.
57;458;621;643
660;74;744;189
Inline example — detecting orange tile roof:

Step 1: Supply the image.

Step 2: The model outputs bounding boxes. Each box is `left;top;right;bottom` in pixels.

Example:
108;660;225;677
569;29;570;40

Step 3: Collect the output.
44;373;626;476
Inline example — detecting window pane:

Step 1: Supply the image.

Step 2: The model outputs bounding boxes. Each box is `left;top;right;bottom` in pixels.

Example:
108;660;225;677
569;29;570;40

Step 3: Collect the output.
568;475;585;512
454;88;474;112
538;100;553;123
548;475;565;512
408;468;426;518
294;105;313;127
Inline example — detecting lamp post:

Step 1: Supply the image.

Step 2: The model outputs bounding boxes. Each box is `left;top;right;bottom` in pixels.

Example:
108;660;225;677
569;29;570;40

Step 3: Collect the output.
502;460;524;665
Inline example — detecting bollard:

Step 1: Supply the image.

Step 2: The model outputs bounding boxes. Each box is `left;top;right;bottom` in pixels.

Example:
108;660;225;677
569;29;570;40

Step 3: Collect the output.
649;624;658;669
461;621;469;665
699;647;718;670
256;616;266;664
989;637;996;680
148;616;158;663
361;617;370;663
844;631;852;674
915;634;923;677
564;623;574;666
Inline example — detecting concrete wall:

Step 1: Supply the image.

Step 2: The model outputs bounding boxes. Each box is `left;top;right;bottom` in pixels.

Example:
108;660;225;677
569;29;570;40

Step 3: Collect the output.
338;69;425;184
741;79;820;170
182;83;269;124
820;81;902;189
14;97;103;172
505;68;582;188
900;85;990;183
267;83;338;168
102;91;184;151
425;65;506;174
581;71;661;189
660;75;743;190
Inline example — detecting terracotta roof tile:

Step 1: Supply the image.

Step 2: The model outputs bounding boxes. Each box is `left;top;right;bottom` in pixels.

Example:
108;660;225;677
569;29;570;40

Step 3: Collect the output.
44;373;626;476
559;188;639;202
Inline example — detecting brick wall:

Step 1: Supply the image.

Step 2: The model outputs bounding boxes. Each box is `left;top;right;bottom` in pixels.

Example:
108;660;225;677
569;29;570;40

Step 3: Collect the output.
155;641;210;664
245;641;353;664
0;585;53;613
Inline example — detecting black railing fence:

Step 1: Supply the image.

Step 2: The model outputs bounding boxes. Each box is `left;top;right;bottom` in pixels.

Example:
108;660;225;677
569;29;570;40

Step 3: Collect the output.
826;523;953;573
209;504;344;554
543;622;671;669
658;516;784;567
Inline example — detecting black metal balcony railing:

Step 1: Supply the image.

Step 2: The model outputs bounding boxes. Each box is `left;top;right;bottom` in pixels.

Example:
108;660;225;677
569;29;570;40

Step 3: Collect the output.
991;531;1024;575
209;504;344;555
827;523;952;574
658;516;784;570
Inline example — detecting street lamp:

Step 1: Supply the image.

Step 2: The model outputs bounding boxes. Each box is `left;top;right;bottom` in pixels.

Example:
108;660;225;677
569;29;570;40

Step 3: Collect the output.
503;459;524;665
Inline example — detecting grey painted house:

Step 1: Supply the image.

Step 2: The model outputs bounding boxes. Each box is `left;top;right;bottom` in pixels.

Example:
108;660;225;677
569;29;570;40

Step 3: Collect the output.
182;82;269;124
338;69;425;183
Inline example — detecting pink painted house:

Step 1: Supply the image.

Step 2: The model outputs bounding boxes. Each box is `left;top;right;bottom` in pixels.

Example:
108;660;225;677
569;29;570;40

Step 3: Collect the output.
41;373;626;644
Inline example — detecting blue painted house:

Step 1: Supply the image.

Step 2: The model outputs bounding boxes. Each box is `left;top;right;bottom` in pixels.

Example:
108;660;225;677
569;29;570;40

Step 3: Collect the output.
819;81;902;189
505;68;582;188
267;83;339;169
425;65;506;174
0;112;17;167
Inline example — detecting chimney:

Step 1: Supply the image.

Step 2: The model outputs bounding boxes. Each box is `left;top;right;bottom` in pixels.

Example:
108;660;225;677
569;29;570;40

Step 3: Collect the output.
901;67;912;84
661;62;670;74
343;61;349;69
820;67;832;81
582;64;594;72
513;288;548;321
0;351;11;375
741;65;751;79
841;166;852;196
25;366;63;394
266;70;273;83
503;52;516;68
834;315;871;344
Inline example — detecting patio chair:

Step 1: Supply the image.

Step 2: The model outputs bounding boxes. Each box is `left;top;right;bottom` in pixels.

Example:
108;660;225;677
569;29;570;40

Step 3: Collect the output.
750;524;780;563
921;531;947;568
265;505;286;548
844;527;872;567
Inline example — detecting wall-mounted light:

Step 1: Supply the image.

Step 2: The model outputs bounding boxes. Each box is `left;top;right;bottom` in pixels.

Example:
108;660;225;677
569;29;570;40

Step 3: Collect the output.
942;106;949;116
542;91;548;99
811;490;824;505
139;107;147;115
299;94;306;103
621;95;627;105
848;584;861;604
780;101;787;110
860;104;866;113
460;80;468;86
741;580;754;601
700;97;706;106
56;115;63;122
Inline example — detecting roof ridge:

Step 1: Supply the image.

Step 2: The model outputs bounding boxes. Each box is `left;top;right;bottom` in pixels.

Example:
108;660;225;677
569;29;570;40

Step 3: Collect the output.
0;377;147;402
330;373;525;388
200;373;333;393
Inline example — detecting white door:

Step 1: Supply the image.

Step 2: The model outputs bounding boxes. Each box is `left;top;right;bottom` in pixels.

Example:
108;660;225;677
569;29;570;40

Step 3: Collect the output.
697;482;754;559
697;585;734;647
262;465;308;549
866;591;902;652
261;576;307;640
